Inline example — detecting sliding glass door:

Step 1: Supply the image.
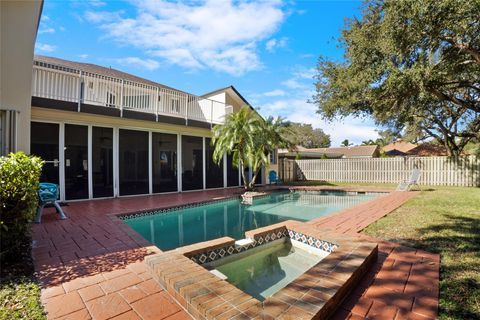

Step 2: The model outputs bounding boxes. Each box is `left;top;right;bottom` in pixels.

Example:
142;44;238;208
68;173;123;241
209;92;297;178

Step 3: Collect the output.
64;124;89;200
92;127;113;198
205;138;223;188
30;122;60;185
182;135;203;191
226;154;240;187
152;132;177;193
119;129;149;196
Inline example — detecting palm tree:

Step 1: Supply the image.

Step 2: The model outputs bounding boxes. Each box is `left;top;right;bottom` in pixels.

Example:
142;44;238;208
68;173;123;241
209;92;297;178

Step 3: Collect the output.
341;139;352;147
247;116;293;189
212;106;292;190
361;139;376;145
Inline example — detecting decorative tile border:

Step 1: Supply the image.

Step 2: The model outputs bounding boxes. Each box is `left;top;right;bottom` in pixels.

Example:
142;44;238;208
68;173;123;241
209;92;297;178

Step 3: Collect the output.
188;227;337;265
288;229;337;253
117;196;240;220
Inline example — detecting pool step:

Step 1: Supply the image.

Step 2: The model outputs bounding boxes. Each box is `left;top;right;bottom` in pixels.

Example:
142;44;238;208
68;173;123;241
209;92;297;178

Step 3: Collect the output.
235;238;255;248
210;269;228;280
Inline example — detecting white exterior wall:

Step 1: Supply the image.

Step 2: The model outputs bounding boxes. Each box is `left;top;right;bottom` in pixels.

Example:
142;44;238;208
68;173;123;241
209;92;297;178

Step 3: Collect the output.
0;0;42;153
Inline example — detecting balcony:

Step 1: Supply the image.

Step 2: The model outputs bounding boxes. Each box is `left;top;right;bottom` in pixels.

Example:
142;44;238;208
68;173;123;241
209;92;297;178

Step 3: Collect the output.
31;60;232;126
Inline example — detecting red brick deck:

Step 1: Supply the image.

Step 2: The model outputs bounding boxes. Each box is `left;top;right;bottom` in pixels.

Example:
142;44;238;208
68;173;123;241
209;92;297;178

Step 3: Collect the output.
33;188;439;320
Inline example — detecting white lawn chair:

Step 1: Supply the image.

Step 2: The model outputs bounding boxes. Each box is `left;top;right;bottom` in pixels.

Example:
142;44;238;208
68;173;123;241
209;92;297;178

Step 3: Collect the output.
396;168;422;191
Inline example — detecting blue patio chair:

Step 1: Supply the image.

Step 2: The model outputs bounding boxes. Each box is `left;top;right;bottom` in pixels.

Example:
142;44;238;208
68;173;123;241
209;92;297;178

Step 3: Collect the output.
268;170;282;185
35;183;67;223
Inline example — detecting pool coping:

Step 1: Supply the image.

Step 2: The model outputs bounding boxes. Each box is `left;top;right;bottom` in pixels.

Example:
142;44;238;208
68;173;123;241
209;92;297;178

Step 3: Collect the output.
145;221;378;320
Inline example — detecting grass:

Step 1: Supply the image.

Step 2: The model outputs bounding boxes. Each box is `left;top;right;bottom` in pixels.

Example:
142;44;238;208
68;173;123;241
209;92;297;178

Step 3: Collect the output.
0;239;46;320
362;186;480;320
0;277;45;320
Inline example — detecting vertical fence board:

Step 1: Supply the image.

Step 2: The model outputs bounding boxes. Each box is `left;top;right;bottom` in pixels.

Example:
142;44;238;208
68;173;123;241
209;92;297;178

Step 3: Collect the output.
283;156;479;187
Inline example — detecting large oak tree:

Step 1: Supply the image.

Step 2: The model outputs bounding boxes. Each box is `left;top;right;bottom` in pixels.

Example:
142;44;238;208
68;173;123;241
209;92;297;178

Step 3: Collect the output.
313;0;480;156
287;123;331;148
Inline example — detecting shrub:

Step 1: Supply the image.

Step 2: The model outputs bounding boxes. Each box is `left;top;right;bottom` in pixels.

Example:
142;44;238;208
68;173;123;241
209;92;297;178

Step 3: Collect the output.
0;152;43;263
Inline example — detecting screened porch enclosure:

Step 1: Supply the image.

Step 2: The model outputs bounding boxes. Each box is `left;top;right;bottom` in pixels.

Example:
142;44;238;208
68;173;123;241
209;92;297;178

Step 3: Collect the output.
30;121;246;201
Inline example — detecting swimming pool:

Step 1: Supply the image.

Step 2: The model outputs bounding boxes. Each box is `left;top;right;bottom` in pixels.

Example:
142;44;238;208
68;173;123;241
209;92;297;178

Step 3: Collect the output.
121;190;380;251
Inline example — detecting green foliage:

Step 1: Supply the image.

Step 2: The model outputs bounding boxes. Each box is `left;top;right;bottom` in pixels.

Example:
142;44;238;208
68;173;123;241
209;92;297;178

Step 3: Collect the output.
361;139;376;146
212;106;293;190
0;277;46;320
286;122;331;148
377;129;401;145
0;152;43;261
464;141;480;156
313;0;480;157
340;139;352;147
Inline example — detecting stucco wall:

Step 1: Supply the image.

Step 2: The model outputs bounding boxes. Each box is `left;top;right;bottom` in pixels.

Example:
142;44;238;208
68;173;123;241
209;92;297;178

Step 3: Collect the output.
0;0;42;153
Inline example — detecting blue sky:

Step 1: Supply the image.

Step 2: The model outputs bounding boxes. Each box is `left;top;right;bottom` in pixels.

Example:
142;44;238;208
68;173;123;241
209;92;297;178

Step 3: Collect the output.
35;0;379;146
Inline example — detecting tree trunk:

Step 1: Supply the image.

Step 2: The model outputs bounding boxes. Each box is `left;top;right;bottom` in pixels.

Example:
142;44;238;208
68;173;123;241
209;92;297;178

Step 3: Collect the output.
240;161;250;191
443;141;462;157
248;168;262;190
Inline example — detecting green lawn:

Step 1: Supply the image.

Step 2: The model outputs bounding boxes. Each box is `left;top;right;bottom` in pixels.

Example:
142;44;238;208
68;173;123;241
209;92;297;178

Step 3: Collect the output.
0;277;45;320
362;187;480;320
0;239;45;320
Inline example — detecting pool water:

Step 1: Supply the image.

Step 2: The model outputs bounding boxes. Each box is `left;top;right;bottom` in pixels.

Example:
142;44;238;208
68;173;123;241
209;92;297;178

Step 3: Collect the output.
213;240;324;301
123;191;379;251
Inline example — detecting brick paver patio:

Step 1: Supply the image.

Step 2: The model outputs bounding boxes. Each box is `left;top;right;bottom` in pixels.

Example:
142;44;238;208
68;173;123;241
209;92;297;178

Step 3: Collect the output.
33;188;439;319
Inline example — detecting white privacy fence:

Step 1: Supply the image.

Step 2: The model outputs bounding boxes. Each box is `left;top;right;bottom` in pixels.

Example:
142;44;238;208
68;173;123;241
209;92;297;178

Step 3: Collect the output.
32;61;231;125
280;156;480;187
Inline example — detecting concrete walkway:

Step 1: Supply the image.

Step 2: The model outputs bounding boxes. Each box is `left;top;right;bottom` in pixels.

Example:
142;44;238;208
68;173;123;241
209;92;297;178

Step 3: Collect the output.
33;188;439;320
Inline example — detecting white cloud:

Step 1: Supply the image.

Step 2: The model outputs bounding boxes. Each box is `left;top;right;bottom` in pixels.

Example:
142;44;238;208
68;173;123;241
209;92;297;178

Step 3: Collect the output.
85;10;124;23
258;98;378;146
280;66;316;90
79;54;89;59
116;57;160;71
88;0;107;7
281;78;303;89
265;37;288;52
263;89;286;97
87;0;285;75
35;43;57;53
39;27;55;34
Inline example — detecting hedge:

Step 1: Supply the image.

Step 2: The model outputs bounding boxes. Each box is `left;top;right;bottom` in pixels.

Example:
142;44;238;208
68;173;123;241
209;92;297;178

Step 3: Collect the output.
0;152;43;262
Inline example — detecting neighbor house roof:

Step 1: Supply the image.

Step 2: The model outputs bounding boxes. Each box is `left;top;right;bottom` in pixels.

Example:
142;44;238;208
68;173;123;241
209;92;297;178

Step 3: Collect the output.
277;145;308;153
383;140;417;154
34;55;187;94
307;145;379;157
407;143;448;156
279;145;379;158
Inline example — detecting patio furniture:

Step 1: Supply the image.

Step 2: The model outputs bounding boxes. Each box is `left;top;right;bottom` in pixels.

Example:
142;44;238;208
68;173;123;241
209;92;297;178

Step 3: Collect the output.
396;168;422;191
268;170;282;185
35;183;67;223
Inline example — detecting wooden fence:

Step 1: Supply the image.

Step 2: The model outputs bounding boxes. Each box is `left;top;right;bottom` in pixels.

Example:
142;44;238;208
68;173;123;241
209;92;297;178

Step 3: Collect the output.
279;156;480;187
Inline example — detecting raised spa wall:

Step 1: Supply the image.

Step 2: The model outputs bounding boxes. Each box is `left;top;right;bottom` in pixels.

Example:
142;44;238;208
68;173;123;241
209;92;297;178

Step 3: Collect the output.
145;220;378;320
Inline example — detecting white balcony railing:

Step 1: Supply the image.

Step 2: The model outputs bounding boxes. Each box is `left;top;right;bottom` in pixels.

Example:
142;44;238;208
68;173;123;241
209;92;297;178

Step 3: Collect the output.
32;60;231;125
